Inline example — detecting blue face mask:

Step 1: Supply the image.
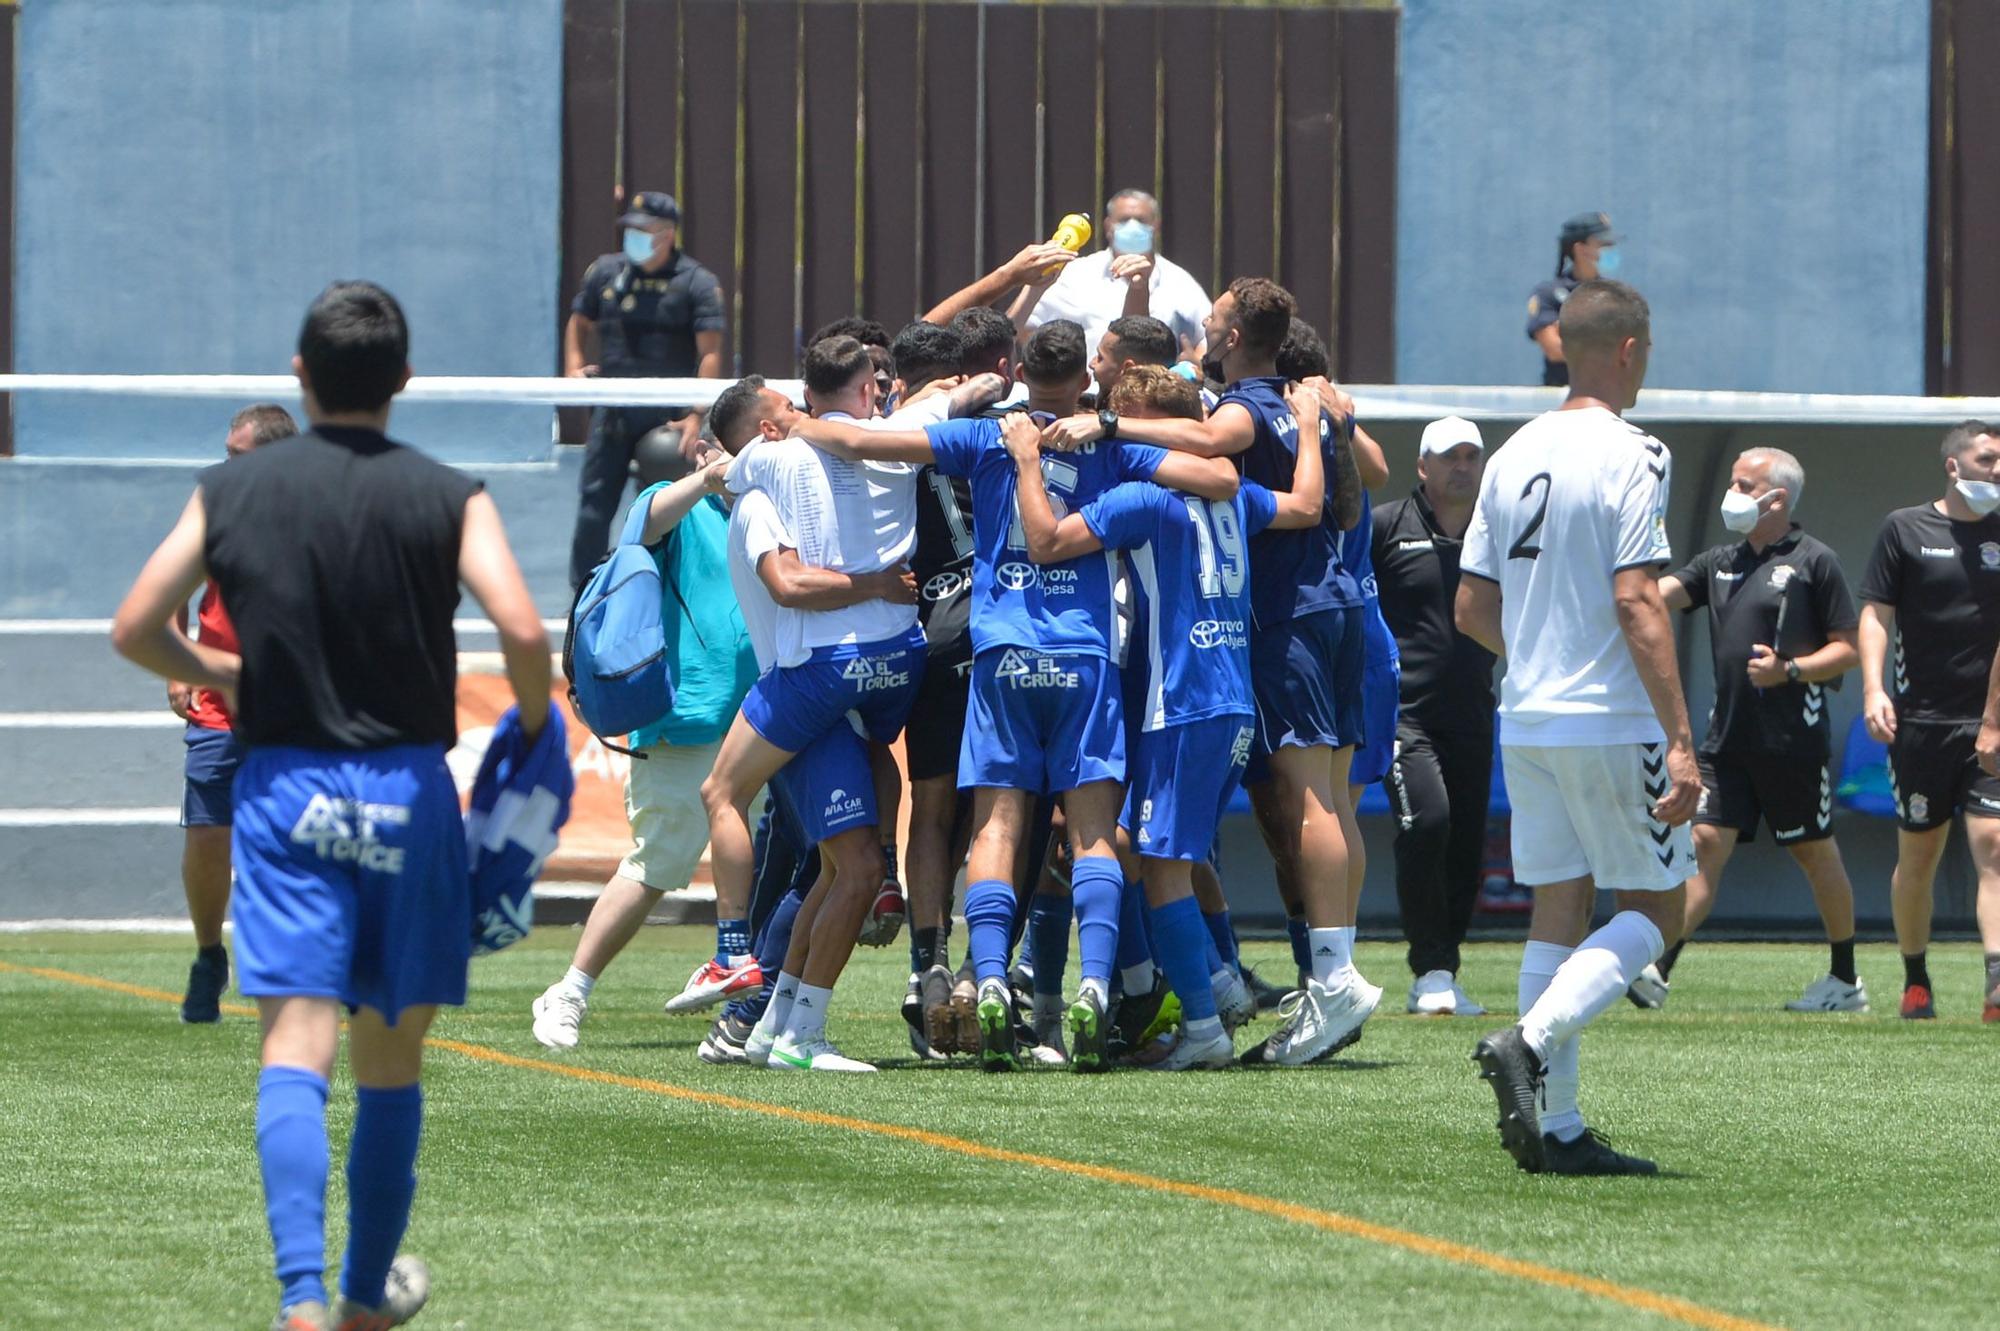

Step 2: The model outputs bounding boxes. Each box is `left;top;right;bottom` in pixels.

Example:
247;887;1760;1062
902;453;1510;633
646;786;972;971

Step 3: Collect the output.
1111;219;1154;255
1596;246;1623;278
623;228;656;266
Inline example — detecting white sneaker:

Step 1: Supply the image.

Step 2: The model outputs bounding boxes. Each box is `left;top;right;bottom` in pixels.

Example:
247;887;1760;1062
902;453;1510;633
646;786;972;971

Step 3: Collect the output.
768;1032;877;1072
1627;963;1669;1010
745;1009;784;1066
1449;981;1487;1017
1147;1024;1235;1070
1264;975;1381;1065
531;985;588;1050
1407;969;1458;1016
1785;973;1869;1013
1214;973;1258;1033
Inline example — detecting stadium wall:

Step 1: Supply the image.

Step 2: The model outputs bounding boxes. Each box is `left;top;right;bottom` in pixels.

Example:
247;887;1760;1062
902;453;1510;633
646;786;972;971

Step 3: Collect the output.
1396;0;1931;395
9;0;565;463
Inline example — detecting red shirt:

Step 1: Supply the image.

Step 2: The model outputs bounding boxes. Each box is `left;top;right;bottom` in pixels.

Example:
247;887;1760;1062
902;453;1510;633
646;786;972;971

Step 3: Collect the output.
186;580;239;731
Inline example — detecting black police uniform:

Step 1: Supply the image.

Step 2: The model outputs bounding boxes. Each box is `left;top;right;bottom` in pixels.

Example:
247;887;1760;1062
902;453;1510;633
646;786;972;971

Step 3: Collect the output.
1859;505;2000;831
1524;273;1579;388
1674;526;1858;845
567;245;725;588
1371;486;1497;978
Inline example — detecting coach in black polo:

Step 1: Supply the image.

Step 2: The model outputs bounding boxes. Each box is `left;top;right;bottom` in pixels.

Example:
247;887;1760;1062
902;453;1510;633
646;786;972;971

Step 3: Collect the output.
1372;415;1495;1016
1651;447;1863;1012
1858;420;2000;1021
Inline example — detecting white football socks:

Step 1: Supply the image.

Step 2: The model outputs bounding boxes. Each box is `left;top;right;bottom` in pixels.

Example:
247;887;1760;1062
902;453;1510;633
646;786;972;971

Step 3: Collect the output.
1308;927;1347;984
1517;912;1665;1060
781;982;834;1042
1120;960;1157;995
754;972;801;1047
1518;940;1582;1142
561;966;596;1000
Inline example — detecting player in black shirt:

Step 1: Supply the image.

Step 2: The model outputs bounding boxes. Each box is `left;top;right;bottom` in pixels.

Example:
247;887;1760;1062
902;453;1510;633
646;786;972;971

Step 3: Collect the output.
112;283;551;1327
886;317;1011;1052
1859;420;2000;1020
1654;448;1864;1011
1371;416;1496;1013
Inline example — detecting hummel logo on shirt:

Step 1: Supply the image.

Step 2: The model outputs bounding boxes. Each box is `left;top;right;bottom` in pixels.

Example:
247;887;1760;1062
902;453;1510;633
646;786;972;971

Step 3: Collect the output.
1920;546;1957;558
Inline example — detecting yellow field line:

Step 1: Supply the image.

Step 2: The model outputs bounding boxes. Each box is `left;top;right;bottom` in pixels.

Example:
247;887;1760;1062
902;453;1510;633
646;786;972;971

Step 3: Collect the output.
2;959;1782;1331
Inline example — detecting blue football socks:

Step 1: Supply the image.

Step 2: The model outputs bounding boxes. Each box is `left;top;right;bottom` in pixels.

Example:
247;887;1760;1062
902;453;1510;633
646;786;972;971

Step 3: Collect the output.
1070;855;1123;987
964;878;1016;985
340;1084;422;1309
1027;891;1072;996
257;1065;330;1309
1149;897;1220;1023
716;916;752;965
1203;907;1241;978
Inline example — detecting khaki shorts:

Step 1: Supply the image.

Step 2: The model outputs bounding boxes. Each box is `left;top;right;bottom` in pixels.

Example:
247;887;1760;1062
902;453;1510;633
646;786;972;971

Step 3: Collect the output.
619;739;716;889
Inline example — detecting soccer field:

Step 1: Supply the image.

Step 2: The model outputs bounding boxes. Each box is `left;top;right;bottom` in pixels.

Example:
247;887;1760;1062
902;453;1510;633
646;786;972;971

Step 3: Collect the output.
2;929;1990;1330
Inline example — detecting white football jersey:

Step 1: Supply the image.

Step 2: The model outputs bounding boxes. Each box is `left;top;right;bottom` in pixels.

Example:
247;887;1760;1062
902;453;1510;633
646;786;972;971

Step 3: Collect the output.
727;422;919;661
1461;406;1674;746
726;488;790;675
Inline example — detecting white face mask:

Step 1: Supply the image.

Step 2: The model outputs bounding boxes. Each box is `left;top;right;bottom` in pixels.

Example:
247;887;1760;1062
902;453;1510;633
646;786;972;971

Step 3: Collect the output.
1955;476;2000;516
1719;488;1766;534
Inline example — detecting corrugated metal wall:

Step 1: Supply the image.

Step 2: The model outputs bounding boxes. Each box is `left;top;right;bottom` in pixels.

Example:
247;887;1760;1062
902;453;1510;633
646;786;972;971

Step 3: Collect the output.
559;0;1399;392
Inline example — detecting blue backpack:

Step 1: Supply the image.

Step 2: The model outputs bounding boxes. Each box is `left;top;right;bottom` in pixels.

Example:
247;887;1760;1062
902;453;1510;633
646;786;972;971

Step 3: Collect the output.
563;497;687;755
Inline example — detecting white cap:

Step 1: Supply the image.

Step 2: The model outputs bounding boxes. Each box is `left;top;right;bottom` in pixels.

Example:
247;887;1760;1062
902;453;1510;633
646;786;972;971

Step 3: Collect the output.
1420;415;1483;457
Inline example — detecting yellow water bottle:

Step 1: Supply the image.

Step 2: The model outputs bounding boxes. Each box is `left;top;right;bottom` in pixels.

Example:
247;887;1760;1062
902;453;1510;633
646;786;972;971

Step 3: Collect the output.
1045;213;1093;276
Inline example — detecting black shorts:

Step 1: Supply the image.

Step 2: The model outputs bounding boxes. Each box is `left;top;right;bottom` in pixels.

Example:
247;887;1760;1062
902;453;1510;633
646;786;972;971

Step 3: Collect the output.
1888;720;2000;832
1693;751;1833;845
905;650;974;782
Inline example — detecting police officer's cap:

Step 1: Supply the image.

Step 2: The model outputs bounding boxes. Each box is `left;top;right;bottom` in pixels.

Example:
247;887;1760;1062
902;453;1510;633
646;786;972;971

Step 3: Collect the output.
1559;211;1618;246
620;191;681;228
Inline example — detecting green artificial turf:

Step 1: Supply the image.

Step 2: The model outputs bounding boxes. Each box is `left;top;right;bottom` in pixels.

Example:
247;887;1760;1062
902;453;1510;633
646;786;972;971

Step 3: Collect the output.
1;929;1992;1330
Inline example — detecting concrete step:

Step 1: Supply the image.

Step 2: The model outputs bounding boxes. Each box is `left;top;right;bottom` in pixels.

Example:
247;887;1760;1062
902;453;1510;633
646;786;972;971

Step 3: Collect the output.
0;720;186;807
2;625;169;712
0;621;569;715
1;819;188;918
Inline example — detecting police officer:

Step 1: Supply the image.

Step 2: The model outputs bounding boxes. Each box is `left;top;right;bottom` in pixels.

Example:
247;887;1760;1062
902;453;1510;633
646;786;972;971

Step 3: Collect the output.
1373;415;1495;1016
1649;447;1865;1012
1526;211;1620;387
566;190;726;587
1859;420;2000;1021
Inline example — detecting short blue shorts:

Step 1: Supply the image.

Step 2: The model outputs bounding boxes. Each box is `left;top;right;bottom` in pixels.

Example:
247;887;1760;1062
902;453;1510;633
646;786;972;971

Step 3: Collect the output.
741;626;924;753
769;722;878;846
1351;656;1402;789
230;744;470;1023
182;724;246;828
959;647;1125;795
1243;606;1364;786
1123;715;1256;861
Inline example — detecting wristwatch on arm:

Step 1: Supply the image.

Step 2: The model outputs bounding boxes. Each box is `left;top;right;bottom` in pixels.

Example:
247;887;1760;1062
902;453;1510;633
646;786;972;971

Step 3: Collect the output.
1097;407;1118;438
1784;658;1801;684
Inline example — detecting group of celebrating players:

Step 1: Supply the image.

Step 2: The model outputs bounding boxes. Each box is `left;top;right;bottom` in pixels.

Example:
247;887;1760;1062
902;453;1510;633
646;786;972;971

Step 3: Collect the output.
107;219;2000;1330
531;248;2000;1181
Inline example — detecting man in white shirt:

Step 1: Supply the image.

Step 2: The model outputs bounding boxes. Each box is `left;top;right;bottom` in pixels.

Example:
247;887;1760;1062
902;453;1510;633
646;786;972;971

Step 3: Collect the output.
1454;280;1701;1177
1024;190;1212;363
676;341;930;1070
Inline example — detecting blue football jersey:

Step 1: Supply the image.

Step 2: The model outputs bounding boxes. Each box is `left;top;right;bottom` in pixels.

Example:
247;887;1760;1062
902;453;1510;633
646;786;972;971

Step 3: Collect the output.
1340;488;1399;668
1082;479;1277;731
1223;377;1362;627
926;417;1166;658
